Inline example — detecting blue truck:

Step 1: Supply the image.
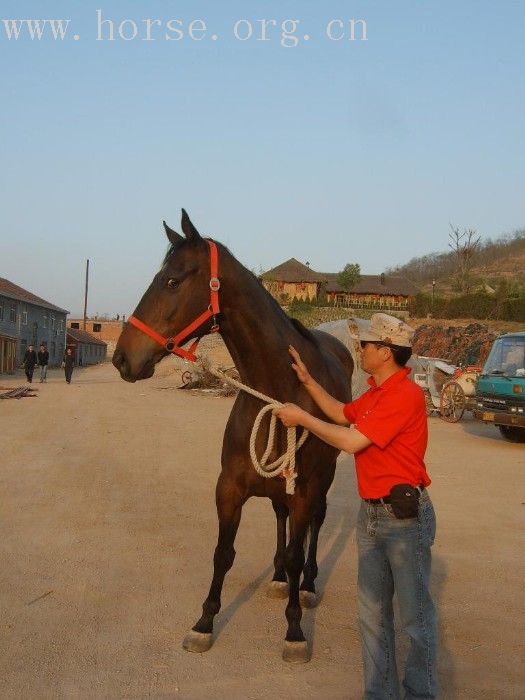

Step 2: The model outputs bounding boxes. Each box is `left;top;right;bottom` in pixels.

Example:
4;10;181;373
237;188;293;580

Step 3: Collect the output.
473;331;525;442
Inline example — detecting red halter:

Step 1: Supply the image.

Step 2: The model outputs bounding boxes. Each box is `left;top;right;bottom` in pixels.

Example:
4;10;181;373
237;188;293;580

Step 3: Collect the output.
127;239;220;363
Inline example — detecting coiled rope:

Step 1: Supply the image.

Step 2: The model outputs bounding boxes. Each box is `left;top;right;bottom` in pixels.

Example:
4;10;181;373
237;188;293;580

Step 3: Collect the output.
205;365;309;495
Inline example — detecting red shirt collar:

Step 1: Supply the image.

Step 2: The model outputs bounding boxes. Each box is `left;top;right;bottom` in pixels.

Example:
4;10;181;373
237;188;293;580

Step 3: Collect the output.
367;366;411;390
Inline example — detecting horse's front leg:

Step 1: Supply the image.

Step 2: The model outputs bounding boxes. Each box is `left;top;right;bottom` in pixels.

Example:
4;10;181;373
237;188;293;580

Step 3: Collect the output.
266;499;289;599
183;474;243;653
282;499;313;663
300;462;335;609
300;489;330;609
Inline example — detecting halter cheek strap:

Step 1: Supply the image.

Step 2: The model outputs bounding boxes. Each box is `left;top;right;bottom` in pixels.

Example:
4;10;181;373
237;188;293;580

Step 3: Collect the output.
127;239;220;363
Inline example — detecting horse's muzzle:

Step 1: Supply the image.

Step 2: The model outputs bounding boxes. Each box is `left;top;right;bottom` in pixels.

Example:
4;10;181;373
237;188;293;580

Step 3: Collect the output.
113;349;156;383
113;349;135;382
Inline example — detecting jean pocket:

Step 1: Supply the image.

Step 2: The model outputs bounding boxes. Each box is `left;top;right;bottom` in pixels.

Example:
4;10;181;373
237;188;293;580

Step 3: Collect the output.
383;504;396;519
420;500;436;546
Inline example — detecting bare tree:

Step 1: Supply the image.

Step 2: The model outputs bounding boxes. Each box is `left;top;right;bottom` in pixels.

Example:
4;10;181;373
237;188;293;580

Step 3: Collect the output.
448;225;481;293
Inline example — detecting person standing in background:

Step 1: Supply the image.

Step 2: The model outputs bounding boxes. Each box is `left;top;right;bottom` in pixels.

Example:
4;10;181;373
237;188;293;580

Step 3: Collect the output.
37;343;49;383
63;347;75;384
22;344;37;383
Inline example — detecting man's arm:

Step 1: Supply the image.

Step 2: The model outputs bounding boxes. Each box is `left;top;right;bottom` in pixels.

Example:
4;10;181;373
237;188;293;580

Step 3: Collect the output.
273;403;371;455
288;346;349;426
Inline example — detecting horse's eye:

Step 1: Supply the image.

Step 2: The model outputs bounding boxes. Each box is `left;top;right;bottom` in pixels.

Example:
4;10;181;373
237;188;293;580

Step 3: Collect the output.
167;278;179;289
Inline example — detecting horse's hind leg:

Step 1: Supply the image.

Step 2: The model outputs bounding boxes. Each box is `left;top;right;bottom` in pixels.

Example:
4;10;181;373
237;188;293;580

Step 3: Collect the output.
183;476;243;653
299;494;328;609
266;499;289;599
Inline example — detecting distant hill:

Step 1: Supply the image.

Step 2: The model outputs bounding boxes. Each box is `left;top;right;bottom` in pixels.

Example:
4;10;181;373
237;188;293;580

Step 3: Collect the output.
386;228;525;295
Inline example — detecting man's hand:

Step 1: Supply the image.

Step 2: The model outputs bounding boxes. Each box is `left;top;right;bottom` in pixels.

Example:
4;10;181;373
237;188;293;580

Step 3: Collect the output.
273;402;371;454
288;345;312;386
287;345;350;428
273;402;308;428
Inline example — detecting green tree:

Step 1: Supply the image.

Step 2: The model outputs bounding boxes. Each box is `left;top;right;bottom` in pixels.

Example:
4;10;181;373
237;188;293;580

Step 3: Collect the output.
337;263;361;291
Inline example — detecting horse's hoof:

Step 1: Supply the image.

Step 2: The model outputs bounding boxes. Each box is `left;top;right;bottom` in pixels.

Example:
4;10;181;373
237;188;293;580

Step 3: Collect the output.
282;640;310;663
266;581;289;599
299;590;318;609
182;630;214;653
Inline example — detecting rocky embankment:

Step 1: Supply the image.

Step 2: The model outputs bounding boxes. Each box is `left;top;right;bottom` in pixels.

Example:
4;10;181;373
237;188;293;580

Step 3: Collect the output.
412;323;499;366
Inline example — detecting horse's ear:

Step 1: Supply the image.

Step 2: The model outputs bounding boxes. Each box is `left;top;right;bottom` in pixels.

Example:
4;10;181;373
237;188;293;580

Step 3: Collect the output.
181;209;202;242
163;220;183;245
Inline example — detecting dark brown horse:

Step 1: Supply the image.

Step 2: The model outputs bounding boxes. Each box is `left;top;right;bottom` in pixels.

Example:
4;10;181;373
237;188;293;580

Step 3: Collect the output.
113;210;353;662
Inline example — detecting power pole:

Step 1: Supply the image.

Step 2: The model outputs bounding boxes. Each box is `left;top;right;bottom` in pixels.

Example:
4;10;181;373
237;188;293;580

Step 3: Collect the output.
83;259;89;330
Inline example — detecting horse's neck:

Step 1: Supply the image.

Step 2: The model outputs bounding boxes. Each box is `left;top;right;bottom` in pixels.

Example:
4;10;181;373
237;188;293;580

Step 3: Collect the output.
217;259;301;395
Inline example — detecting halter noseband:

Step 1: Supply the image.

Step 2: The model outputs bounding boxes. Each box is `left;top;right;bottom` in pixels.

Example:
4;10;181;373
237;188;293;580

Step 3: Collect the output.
127;239;220;363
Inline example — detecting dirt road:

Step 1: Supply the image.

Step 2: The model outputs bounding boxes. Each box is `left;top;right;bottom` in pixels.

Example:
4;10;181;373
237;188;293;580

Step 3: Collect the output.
1;359;524;699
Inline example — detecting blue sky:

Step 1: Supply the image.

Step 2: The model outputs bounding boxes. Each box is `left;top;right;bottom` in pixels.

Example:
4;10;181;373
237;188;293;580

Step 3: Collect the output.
1;1;524;317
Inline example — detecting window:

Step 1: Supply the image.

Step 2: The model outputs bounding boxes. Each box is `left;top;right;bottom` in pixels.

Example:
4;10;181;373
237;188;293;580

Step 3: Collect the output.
43;316;47;328
71;322;80;329
92;323;102;333
51;316;55;330
58;319;63;332
10;304;16;323
22;310;28;325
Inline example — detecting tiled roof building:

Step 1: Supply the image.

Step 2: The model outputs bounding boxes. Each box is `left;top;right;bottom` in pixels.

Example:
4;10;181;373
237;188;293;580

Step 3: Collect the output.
0;277;68;372
261;259;419;311
0;277;68;314
66;327;107;366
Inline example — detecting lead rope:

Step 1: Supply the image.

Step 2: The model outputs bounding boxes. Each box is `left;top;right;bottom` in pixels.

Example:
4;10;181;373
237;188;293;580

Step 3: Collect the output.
203;365;309;495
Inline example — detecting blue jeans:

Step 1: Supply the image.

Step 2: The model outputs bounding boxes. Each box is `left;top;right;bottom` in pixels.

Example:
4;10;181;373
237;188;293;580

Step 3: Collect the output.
357;490;437;700
39;365;48;382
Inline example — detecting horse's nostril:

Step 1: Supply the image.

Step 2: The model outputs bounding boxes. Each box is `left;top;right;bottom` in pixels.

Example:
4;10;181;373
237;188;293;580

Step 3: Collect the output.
113;350;125;371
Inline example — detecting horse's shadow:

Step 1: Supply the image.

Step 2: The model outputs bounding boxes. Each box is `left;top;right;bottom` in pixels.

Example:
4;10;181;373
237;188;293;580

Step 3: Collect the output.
214;454;359;644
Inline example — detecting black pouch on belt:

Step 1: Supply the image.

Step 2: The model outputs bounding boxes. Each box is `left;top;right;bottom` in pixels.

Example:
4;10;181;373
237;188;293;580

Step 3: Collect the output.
389;484;420;519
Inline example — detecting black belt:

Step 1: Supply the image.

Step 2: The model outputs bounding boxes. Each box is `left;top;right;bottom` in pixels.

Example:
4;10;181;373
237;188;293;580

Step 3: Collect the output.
364;485;425;504
365;495;392;504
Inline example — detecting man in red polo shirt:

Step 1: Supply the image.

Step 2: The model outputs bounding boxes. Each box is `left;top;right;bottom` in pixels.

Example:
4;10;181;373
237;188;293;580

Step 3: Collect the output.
274;313;437;700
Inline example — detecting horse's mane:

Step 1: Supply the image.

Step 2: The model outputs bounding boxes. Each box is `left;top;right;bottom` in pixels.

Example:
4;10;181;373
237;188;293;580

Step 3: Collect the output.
289;317;320;346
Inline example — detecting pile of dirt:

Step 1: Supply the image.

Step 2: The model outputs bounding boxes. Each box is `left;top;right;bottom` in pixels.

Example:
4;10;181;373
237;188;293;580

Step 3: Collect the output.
412;323;498;366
